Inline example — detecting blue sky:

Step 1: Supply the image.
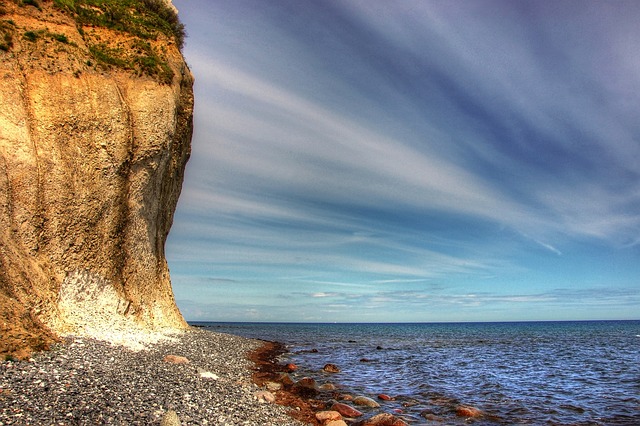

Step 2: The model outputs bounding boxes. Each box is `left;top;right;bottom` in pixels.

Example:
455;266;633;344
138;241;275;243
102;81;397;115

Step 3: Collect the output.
167;0;640;323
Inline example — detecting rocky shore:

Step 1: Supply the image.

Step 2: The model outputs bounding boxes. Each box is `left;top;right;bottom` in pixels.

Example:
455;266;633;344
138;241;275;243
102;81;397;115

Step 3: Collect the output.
0;329;304;425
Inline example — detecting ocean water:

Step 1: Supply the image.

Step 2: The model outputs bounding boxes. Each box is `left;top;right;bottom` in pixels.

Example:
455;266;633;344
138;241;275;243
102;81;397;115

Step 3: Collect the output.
195;321;640;425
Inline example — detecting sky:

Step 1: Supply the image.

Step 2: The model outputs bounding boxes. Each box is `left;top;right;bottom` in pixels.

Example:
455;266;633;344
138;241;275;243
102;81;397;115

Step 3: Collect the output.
167;0;640;323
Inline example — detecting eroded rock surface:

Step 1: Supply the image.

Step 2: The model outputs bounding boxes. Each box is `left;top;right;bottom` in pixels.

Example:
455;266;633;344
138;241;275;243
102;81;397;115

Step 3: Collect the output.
0;0;193;357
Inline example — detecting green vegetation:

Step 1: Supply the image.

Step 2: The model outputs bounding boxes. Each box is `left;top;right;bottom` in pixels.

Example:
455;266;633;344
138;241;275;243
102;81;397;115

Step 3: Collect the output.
0;20;14;51
49;0;184;83
23;30;38;41
53;0;185;49
52;33;69;43
21;0;42;11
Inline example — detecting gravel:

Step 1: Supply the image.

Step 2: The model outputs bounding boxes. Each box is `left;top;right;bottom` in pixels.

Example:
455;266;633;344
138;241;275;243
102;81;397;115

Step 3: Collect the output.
0;329;306;425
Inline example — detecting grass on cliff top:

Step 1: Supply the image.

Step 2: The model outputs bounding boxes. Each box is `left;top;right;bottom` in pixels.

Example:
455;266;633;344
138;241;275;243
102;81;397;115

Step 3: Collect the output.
53;0;185;50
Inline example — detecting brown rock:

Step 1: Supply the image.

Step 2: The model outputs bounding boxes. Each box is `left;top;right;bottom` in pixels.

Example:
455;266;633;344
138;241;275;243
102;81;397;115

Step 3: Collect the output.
378;394;395;401
326;421;348;426
339;394;354;401
359;413;408;426
331;402;363;418
319;383;337;391
163;355;190;364
353;395;381;408
292;377;319;396
255;390;276;403
0;0;193;359
323;363;341;373
286;363;298;371
315;411;343;422
456;405;483;418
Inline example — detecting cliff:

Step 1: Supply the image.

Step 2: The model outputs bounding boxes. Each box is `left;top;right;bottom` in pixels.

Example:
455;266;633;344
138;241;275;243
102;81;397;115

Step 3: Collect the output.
0;0;193;358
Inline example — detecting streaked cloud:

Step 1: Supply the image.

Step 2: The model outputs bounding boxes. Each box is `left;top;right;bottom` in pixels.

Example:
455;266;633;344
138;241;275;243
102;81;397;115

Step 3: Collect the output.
169;0;640;322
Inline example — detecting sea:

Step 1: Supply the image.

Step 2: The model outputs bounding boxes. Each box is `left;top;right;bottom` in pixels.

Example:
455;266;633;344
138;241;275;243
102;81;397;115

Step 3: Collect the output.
193;321;640;425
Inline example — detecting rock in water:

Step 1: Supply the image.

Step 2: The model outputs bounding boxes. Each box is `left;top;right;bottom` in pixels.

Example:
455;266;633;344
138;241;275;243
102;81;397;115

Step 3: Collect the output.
353;395;381;408
323;363;341;373
330;402;363;418
0;0;194;358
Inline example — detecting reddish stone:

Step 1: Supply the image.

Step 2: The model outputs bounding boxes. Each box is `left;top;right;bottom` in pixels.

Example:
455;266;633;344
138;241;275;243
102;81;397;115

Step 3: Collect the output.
315;410;342;422
456;405;483;418
323;363;341;373
163;355;189;364
360;413;409;426
331;402;363;418
286;363;298;372
378;394;395;401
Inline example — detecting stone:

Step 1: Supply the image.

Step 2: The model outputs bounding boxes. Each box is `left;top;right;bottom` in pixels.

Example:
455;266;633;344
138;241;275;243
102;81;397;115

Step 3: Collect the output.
331;402;363;418
326;421;348;426
163;355;189;364
456;405;483;418
338;394;354;401
286;363;298;371
265;381;282;391
292;377;318;396
160;410;181;426
323;363;341;373
315;410;343;422
198;371;218;379
353;395;380;408
255;390;276;403
359;413;408;426
319;383;337;391
378;394;395;401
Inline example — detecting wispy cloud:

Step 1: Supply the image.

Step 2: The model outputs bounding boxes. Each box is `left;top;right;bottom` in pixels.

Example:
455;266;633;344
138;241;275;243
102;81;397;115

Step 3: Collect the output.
169;0;640;322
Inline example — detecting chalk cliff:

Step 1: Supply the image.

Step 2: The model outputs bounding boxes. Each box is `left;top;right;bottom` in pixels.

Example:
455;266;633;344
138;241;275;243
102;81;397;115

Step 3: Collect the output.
0;0;193;358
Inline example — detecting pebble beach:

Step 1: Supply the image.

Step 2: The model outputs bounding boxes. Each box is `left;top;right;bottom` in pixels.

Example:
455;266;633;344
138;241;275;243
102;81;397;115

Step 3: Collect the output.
0;329;305;426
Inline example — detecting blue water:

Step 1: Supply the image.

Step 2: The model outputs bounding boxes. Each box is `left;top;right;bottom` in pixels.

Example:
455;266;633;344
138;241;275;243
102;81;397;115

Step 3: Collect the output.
195;321;640;425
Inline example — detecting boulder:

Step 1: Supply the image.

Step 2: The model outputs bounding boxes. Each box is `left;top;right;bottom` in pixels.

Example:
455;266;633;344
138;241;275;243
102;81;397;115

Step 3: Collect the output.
319;383;337;391
292;377;318;396
323;363;341;373
359;413;408;426
456;405;483;418
331;402;363;418
326;421;348;426
353;396;380;408
315;411;343;422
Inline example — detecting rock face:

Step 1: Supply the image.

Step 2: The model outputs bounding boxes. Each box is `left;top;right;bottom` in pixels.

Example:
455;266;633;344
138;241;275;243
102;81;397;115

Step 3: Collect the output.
0;0;193;358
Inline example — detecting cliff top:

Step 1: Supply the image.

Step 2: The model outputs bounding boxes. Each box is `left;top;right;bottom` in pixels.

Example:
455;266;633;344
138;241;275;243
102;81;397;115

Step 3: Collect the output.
0;0;184;84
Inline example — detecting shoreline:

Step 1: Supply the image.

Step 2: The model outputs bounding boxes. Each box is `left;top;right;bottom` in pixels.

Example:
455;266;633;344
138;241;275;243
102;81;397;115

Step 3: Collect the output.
0;328;305;425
